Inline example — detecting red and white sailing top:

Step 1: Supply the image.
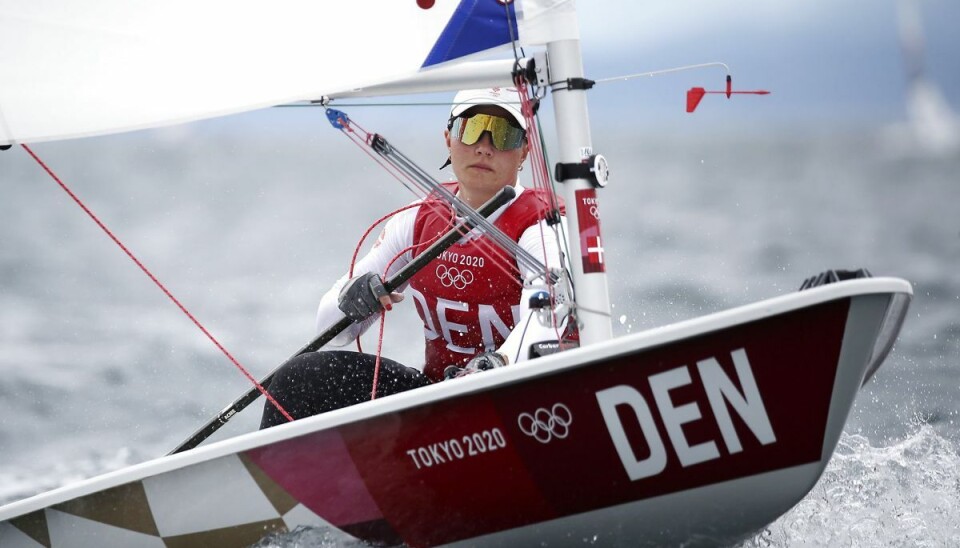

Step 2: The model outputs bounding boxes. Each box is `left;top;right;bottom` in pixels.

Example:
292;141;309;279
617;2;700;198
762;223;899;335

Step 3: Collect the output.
316;183;566;382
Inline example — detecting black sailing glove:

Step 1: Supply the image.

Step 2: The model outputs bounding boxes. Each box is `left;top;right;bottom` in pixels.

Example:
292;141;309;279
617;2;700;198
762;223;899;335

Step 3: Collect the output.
338;272;390;322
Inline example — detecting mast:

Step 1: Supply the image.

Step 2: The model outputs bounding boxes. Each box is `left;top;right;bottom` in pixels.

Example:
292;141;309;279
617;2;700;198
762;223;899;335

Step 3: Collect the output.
546;38;613;345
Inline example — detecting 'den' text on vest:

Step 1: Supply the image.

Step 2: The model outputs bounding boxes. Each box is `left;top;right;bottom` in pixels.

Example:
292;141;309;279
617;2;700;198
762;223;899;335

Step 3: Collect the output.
410;286;520;354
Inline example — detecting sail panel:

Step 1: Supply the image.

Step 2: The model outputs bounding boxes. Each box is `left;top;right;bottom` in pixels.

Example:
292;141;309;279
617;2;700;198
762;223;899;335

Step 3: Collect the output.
422;0;519;68
516;0;579;46
0;0;573;144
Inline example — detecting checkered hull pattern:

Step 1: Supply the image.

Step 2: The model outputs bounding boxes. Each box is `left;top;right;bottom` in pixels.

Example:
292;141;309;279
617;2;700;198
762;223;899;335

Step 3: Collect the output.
0;454;340;547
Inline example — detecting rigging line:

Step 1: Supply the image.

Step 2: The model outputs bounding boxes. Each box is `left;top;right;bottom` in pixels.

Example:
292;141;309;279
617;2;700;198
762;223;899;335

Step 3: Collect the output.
369;242;421;400
417;195;526;293
413;188;528;290
514;82;560;265
279;101;457;108
335;113;468;224
332;117;523;288
514;79;578;341
336;125;496;278
452;84;560;301
513;310;535;364
503;0;525;66
20;144;294;422
535;122;574;281
591;62;731;85
514;79;553;204
331;115;531;289
371;309;387;400
386;153;529;285
455;230;526;289
516;80;569;341
337;119;427;200
349;200;461;355
517;88;573;281
511;83;569;300
534;117;566;238
368;225;455;400
575;304;613;318
538;132;572;286
514;81;570;345
360;135;543;284
339;124;493;251
375;140;547;277
347;202;449;279
328;108;543;277
518;83;555;212
329;110;426;201
346;201;447;353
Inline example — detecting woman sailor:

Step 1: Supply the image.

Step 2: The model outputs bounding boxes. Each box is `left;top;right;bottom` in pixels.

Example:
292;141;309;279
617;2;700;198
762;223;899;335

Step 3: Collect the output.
261;87;567;428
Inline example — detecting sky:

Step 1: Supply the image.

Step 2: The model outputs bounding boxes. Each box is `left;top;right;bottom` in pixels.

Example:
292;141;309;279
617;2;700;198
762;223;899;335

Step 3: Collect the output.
571;0;960;135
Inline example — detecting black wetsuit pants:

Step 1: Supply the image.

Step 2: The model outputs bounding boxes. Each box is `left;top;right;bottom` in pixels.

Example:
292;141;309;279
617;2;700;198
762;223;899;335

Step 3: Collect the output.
260;350;432;429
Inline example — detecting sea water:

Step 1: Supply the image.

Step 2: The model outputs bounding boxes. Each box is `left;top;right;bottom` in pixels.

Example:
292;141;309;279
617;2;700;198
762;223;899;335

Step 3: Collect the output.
1;123;958;546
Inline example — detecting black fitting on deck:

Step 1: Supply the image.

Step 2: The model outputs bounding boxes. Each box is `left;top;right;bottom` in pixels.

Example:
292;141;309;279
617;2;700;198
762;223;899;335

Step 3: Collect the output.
799;268;873;291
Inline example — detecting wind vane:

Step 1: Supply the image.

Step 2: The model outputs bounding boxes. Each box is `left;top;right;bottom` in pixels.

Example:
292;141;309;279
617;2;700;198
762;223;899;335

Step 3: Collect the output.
593;63;769;113
686;75;770;113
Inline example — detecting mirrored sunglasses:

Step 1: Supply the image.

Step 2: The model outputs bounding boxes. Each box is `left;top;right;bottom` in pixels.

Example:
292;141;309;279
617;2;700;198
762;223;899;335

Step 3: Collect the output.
451;113;526;151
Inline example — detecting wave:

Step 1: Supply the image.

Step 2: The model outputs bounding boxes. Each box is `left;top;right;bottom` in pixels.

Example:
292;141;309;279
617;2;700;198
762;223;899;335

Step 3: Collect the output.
742;425;960;547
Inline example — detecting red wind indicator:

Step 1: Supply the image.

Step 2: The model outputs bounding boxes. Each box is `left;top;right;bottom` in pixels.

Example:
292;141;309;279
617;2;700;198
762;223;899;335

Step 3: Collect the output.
686;75;770;113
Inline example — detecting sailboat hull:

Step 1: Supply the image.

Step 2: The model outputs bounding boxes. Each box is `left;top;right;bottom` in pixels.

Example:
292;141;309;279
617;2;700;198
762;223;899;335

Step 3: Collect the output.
0;278;912;547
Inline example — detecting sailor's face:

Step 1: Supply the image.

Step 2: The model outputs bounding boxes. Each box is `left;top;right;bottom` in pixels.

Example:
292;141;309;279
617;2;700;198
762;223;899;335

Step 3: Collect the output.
445;106;528;195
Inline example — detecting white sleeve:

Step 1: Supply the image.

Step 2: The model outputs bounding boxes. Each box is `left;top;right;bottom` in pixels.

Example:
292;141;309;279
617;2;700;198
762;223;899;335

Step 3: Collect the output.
496;217;570;364
315;206;417;346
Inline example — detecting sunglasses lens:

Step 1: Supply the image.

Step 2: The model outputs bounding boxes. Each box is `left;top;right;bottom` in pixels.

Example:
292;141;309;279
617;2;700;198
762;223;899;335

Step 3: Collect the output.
453;114;525;151
455;116;486;146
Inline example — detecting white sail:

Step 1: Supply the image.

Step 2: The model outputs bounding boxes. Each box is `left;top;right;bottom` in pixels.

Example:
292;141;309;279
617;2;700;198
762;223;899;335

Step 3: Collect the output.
0;0;577;144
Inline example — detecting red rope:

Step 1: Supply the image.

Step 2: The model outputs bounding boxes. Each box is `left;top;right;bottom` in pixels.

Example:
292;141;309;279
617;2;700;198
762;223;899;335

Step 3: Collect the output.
515;81;566;341
21;144;295;423
347;199;457;354
347;201;453;279
370;310;388;399
369;227;456;400
347;202;427;353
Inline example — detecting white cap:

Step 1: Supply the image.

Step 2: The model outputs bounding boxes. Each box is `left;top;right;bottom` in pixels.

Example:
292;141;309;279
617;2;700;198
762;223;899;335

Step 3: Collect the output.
450;87;526;130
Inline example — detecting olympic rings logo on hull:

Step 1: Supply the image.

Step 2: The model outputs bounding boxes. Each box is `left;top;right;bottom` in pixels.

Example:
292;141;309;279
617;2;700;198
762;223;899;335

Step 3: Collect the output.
517;403;572;444
436;264;474;289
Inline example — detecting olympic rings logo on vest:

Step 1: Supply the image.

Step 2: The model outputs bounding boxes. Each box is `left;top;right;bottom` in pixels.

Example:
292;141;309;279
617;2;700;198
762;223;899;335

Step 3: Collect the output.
436;264;474;289
517;403;573;444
